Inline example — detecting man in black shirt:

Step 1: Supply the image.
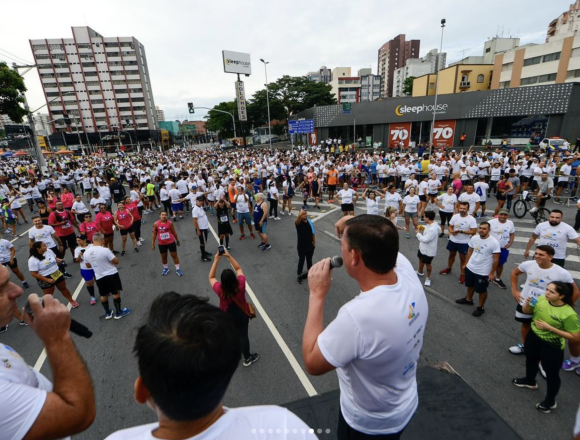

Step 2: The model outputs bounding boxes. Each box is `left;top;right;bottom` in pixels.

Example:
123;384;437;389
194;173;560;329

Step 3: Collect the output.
295;209;315;284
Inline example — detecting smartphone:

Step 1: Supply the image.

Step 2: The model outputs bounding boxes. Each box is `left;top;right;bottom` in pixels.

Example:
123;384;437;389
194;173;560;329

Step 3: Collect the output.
218;245;225;255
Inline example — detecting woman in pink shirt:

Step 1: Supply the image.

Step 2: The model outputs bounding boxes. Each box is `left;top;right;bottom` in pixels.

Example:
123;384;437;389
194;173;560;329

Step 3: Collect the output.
95;204;116;253
80;212;98;242
208;251;258;367
60;187;74;211
451;172;463;196
114;202;137;256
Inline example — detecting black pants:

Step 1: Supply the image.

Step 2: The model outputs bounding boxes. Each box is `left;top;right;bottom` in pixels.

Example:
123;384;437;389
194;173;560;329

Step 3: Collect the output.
574;209;580;231
506;194;514;210
132;220;141;240
162;199;171;215
338;409;405;440
297;247;314;276
228;303;251;359
269;200;278;217
524;330;564;405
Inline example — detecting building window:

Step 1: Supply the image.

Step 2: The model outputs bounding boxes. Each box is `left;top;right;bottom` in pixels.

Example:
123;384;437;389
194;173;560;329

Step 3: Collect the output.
48;44;63;51
523;56;541;67
429;82;435;89
538;73;557;83
501;62;513;72
485;47;491;53
77;43;91;49
33;44;47;50
36;54;50;60
572;48;580;58
567;69;580;78
520;76;539;85
500;81;510;88
542;52;560;63
477;74;484;83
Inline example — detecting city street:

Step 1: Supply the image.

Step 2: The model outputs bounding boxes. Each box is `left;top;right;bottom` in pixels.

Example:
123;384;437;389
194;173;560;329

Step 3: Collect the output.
2;194;580;440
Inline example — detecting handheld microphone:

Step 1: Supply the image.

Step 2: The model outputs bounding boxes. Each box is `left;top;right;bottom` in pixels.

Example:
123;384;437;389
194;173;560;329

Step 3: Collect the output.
25;299;93;339
298;256;343;281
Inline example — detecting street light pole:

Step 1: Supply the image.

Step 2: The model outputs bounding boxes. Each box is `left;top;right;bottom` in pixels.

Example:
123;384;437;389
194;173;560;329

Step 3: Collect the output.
196;107;236;139
260;58;272;149
429;18;446;156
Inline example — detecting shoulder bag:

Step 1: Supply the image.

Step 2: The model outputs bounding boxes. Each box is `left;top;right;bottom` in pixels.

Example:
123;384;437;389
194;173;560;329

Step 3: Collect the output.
231;295;257;319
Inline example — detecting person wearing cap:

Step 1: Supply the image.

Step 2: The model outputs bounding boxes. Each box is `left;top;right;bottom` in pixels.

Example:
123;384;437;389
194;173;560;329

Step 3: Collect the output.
192;195;212;262
488;209;515;289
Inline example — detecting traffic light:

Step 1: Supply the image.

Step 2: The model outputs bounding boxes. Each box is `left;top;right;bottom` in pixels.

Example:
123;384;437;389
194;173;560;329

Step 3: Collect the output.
188;102;194;114
63;114;72;125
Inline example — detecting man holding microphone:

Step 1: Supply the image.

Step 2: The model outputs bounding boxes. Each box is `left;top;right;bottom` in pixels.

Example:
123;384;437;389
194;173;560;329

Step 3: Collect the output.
302;214;428;439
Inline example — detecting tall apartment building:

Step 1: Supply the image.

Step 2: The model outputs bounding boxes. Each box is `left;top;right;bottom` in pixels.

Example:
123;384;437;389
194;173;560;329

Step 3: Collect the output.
377;34;420;98
306;66;332;83
358;68;382;101
29;26;158;134
329;67;361;103
393;49;446;97
547;0;580;42
156;106;165;122
449;37;519;66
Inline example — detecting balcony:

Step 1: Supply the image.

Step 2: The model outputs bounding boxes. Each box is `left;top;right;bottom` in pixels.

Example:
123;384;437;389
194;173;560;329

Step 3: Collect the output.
459;81;471;88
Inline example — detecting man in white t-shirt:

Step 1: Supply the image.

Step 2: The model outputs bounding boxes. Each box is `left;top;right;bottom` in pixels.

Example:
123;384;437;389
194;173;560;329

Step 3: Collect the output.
456;221;500;316
0;267;95;440
83;232;131;320
488;209;515;289
524;209;580;268
105;292;314;440
440;201;477;283
192;196;212;262
457;183;480;215
303;215;428;437
509;244;578;355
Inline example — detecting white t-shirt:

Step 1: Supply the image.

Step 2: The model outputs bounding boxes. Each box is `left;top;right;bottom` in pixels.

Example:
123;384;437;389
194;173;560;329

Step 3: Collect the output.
436;194;457;213
104;406;315;440
515;260;574;318
533;221;579;260
0;344;70;440
365;196;381;215
28;249;60;276
449;214;477;244
192;205;209;229
559;164;572;182
234;194;250;213
338;188;356;205
74;244;94;271
72;201;89;214
427;179;441;194
83;246;118;280
169;189;182;204
317;253;428;435
384;192;402;211
28;225;58;249
458;193;480;215
416;222;441;257
466;235;501;276
488;218;515;248
403;195;420;213
474;182;489;202
0;239;13;263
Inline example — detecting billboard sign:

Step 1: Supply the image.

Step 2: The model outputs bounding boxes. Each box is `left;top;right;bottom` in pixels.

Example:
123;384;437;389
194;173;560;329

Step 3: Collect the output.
432;120;456;148
235;81;248;121
222;50;252;75
289;119;314;134
388;122;412;148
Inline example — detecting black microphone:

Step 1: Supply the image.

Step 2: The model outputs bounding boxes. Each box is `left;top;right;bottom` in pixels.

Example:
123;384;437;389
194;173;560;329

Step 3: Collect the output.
298;256;343;281
25;300;93;339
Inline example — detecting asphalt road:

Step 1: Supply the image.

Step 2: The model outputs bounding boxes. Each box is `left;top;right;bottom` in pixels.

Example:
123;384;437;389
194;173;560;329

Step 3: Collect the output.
2;193;580;440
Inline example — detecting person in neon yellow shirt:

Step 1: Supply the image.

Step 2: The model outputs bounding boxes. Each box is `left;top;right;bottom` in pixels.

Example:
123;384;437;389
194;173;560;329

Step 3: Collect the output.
146;180;158;210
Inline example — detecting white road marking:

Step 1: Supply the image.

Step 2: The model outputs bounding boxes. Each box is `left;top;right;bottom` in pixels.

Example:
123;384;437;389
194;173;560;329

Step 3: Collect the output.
323;230;340;242
509;248;580;264
511;236;580;249
33;278;86;372
207;223;318;397
9;225;34;243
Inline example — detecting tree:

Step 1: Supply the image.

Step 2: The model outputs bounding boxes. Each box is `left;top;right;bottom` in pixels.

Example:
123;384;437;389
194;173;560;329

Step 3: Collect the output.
204;100;238;138
268;75;336;117
403;76;415;96
0;62;28;123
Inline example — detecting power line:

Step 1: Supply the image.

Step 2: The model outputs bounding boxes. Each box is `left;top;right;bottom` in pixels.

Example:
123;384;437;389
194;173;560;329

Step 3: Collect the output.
0;47;33;65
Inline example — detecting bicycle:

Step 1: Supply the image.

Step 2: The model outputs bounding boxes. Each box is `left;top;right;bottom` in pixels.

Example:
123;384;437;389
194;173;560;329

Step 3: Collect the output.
512;192;550;224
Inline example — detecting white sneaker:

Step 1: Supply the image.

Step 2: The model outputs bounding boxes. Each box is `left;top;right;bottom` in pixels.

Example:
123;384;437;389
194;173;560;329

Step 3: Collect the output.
269;215;274;219
281;211;285;216
288;211;292;216
529;207;538;213
424;278;431;287
509;343;524;355
274;217;281;220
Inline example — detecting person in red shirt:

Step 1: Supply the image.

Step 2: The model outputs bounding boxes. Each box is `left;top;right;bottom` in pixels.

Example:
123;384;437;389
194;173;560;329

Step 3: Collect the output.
124;196;143;247
114;202;138;256
48;201;78;259
152;211;182;276
95;203;116;254
60;187;74;211
80;212;98;242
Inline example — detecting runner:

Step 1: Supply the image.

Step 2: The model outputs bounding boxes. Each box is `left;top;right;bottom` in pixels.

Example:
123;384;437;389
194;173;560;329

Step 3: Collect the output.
71;194;90;224
254;193;271;251
152;211;182;276
435;186;457;238
234;186;255;240
96;203;117;254
215;198;233;251
415;210;441;287
488;208;515;289
28;241;78;308
0;238;29;289
440;201;477;283
192;195;212;262
80;212;99;243
125;195;144;246
48;201;79;260
28;215;72;278
114;202;138;256
74;234;97;305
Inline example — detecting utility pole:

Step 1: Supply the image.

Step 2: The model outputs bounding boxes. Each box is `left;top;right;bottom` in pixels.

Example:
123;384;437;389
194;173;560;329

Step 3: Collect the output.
12;63;48;172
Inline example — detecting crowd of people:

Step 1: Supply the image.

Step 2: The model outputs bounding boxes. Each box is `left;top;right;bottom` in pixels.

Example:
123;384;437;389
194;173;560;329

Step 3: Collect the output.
1;141;580;439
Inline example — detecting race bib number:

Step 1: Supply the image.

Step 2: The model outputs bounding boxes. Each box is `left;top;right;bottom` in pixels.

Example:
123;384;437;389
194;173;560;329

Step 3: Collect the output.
50;270;63;281
62;222;71;229
160;232;170;240
220;215;228;222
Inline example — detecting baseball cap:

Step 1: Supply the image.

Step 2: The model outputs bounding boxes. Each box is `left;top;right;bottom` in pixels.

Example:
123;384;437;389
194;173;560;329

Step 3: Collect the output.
498;208;509;215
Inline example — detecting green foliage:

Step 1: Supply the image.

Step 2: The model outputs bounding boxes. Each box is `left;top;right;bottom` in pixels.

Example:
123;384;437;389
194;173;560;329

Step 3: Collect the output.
0;62;28;123
403;76;415;96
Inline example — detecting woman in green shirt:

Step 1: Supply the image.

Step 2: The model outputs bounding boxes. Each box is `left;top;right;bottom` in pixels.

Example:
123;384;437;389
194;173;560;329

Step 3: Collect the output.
512;281;580;413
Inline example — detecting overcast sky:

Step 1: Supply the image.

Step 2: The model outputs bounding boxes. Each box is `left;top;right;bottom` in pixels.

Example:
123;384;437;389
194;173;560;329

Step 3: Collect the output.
0;0;568;122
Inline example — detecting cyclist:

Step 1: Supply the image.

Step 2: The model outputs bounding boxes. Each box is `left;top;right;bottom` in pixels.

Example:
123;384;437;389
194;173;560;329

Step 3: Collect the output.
529;172;553;214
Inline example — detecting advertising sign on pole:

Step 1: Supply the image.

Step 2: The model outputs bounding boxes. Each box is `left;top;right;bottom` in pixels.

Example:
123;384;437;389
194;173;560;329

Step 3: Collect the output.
431;120;456;149
288;119;315;134
388;122;412;148
342;102;352;114
235;81;248;121
222;50;252;75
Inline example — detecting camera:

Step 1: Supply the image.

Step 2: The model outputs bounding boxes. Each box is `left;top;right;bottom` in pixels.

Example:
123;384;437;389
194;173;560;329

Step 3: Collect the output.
218;245;225;255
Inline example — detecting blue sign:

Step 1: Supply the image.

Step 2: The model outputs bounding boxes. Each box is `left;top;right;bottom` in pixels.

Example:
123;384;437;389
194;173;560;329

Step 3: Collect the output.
289;119;314;134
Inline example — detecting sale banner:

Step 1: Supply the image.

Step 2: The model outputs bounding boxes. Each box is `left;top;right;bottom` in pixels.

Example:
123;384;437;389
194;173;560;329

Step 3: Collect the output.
388;122;412;148
431;120;456;149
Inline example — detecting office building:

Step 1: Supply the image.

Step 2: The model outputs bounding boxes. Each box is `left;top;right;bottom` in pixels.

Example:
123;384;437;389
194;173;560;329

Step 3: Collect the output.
393;49;447;97
156;106;165;122
329;67;361;103
547;0;580;42
358;68;382;101
306;66;332;83
413;64;493;97
377;34;420;98
29;26;158;135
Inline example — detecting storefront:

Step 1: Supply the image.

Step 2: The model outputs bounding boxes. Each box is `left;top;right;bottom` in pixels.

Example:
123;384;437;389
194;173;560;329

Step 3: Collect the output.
292;83;580;148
